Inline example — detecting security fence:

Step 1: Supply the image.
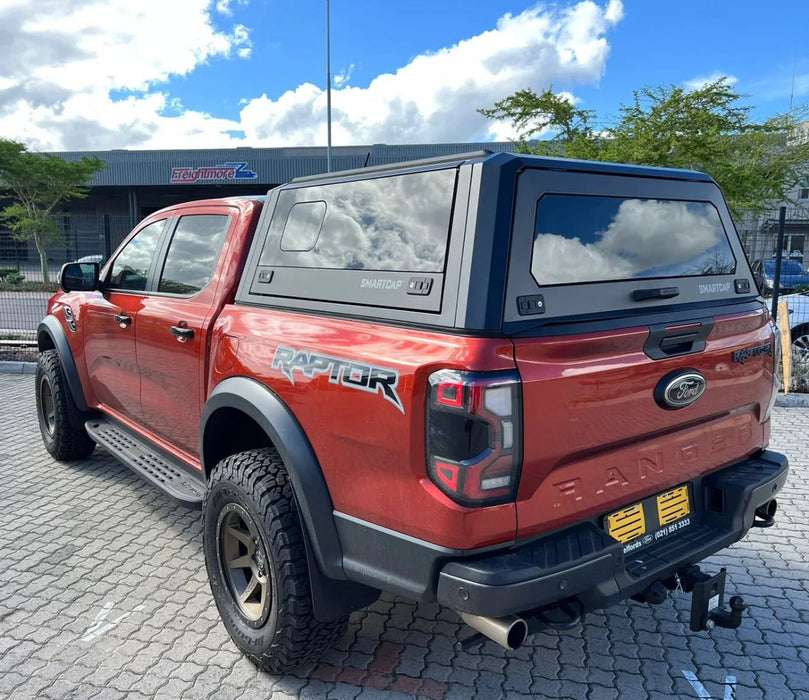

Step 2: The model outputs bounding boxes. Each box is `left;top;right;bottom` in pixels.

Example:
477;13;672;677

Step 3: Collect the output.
0;214;130;354
2;205;809;391
738;206;809;391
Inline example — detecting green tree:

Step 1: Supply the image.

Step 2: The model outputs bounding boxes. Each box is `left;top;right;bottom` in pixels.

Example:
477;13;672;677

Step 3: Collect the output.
479;78;809;218
479;86;600;160
0;140;104;284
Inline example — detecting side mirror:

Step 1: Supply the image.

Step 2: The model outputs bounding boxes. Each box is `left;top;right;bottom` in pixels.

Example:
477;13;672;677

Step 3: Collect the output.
60;262;99;292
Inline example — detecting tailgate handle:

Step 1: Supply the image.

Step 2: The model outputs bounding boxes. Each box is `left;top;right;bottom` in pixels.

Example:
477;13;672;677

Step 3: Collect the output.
644;319;713;360
659;332;698;353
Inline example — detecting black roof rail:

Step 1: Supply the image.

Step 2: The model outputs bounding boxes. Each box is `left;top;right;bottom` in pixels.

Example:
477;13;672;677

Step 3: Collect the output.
290;150;494;183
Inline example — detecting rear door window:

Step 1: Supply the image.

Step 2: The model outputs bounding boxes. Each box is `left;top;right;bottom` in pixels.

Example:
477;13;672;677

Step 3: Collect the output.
158;214;230;295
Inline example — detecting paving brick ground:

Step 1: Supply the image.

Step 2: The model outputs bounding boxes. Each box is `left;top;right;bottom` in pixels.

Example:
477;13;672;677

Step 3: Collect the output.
1;371;808;699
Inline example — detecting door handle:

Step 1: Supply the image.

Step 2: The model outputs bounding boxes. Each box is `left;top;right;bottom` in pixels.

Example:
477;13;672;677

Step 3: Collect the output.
170;325;195;342
113;313;131;327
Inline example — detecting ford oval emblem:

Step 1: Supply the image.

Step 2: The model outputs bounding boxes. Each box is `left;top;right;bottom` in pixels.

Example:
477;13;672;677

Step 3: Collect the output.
654;370;707;410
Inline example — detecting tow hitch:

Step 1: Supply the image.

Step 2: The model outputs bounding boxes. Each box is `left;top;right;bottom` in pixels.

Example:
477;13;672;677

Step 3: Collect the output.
678;565;748;632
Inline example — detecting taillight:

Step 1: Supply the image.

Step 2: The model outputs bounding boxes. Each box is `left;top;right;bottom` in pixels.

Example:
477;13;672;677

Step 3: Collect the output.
763;322;780;423
426;369;522;506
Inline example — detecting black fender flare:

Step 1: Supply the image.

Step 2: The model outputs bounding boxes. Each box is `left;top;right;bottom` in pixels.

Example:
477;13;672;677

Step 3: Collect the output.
37;317;89;412
201;376;346;581
201;377;379;620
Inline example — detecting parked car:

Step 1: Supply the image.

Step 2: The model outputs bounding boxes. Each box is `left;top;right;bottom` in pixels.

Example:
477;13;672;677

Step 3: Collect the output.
77;254;105;265
752;258;809;295
780;291;809;357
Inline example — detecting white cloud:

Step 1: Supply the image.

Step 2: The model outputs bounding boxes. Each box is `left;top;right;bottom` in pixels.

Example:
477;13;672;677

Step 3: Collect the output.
0;0;251;150
333;65;356;88
216;0;248;16
683;72;738;91
240;0;624;146
0;0;623;150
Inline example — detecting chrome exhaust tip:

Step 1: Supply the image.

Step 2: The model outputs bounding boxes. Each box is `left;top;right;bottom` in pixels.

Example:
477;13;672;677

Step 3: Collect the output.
459;612;528;650
753;499;777;528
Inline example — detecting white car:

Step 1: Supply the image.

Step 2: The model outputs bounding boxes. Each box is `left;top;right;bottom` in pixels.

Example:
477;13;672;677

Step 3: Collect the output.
780;292;809;356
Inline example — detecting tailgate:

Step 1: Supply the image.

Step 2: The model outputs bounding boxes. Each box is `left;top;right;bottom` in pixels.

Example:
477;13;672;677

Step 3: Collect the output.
511;306;776;540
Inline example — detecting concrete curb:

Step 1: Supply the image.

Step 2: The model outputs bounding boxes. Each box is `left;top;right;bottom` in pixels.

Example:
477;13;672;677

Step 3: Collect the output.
775;392;809;408
0;361;36;375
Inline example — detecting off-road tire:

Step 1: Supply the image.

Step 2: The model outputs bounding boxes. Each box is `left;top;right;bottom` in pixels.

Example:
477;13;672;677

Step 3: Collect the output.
35;350;95;461
203;447;347;673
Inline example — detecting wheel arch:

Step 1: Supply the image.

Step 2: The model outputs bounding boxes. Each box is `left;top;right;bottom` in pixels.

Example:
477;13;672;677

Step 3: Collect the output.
790;322;809;342
37;317;89;412
201;376;345;581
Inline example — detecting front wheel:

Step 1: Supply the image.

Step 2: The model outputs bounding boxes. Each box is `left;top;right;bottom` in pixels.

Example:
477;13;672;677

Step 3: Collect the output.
35;350;95;461
202;448;347;673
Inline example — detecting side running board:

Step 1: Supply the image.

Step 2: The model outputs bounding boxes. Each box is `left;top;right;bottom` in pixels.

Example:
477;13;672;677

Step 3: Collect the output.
85;416;206;508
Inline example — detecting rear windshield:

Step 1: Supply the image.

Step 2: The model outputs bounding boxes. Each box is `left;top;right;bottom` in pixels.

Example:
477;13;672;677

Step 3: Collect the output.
532;195;736;286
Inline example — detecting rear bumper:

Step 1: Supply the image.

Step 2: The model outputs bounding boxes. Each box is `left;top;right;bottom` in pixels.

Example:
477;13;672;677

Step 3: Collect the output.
435;450;788;618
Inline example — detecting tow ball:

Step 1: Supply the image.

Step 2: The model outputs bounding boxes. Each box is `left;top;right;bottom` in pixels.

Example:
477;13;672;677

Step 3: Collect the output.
678;565;748;632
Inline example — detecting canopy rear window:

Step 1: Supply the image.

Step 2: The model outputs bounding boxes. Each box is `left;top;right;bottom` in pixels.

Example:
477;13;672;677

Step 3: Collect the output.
532;195;736;286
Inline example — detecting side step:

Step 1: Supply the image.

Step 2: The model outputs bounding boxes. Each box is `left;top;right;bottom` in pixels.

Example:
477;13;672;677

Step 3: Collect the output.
85;416;206;508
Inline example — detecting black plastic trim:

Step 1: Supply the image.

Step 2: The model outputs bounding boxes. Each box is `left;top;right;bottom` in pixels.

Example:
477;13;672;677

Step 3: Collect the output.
37;317;89;412
644;318;713;360
505;299;766;338
334;511;506;601
201;376;346;580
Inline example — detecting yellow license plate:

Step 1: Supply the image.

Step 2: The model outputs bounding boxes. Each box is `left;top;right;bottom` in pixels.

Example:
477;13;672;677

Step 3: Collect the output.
606;503;646;544
605;485;692;548
657;485;690;525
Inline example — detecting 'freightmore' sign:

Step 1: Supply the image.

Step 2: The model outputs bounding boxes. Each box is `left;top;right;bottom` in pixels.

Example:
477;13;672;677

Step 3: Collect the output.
170;161;258;184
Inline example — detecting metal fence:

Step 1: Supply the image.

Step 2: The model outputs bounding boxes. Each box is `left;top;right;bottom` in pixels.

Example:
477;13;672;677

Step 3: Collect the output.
2;205;809;390
739;206;809;391
0;214;130;353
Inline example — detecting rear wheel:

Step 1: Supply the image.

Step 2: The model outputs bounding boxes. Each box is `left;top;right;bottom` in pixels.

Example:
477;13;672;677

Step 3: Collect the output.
35;350;95;460
202;447;347;673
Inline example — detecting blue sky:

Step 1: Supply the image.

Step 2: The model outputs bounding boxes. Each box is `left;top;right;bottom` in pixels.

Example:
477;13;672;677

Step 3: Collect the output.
1;0;807;151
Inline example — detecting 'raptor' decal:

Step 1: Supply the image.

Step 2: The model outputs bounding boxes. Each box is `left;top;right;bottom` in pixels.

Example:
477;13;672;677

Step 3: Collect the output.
271;345;405;414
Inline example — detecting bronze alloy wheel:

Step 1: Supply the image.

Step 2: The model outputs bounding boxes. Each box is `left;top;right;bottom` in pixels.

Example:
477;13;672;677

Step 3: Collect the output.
217;503;272;624
39;375;56;436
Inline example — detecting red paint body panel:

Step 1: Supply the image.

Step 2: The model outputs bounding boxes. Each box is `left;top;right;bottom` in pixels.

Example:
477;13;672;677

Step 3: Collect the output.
512;306;775;539
211;309;518;549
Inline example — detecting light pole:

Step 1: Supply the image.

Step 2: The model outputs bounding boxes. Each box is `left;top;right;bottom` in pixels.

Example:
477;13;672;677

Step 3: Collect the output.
326;0;332;173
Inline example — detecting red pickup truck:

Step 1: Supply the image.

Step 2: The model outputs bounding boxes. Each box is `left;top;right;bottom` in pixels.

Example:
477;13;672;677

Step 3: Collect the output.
36;152;787;672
